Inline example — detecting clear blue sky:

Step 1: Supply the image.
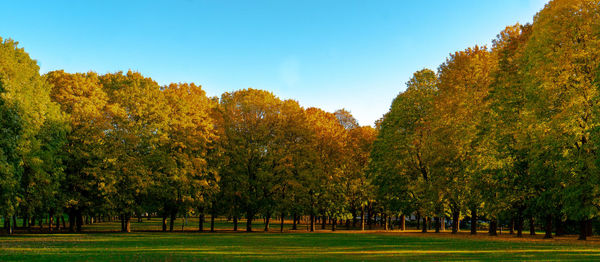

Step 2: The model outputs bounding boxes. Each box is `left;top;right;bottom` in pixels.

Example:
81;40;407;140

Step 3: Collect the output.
2;0;547;126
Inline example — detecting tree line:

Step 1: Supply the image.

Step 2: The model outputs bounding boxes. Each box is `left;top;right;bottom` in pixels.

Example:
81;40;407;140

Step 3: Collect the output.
370;0;600;240
1;0;600;240
0;37;377;234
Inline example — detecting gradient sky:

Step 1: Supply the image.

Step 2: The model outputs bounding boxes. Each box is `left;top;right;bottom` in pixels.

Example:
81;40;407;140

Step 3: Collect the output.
2;0;548;126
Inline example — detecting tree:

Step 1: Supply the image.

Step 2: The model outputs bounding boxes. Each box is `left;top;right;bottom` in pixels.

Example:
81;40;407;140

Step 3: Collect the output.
370;69;438;232
431;47;497;234
218;88;285;232
521;0;600;240
47;70;114;232
100;71;170;232
0;38;66;234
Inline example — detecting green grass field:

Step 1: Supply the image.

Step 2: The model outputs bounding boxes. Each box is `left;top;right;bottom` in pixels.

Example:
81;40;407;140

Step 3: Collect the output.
1;218;600;261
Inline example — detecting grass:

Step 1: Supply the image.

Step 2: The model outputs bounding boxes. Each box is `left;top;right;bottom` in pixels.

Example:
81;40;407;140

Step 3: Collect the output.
1;218;600;261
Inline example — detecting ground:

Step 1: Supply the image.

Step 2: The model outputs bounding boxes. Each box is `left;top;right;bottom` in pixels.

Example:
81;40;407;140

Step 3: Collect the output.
1;218;599;261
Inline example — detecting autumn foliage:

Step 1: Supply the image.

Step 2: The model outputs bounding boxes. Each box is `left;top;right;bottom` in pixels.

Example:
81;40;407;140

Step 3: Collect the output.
1;0;600;241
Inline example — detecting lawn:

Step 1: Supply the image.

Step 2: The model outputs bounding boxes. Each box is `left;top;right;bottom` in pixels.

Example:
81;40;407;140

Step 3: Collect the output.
2;227;600;261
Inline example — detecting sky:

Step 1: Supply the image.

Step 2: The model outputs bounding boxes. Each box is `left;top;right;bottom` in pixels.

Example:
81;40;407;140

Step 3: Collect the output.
1;0;548;126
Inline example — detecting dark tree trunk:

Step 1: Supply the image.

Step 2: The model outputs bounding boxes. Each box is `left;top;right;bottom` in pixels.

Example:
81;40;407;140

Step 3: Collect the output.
516;210;523;237
169;211;176;232
434;217;440;233
264;212;271;232
280;212;285;232
470;207;477;235
310;212;315;232
292;213;298;230
555;217;565;236
123;215;131;233
544;214;552;239
233;215;238;231
416;212;421;230
367;207;372;230
75;211;83;232
489;218;497;236
49;213;54;233
332;217;337;231
586;219;593;237
61;215;66;229
441;216;445;231
68;211;75;233
210;212;215;232
55;215;61;231
321;212;326;229
198;207;204;232
422;216;427;233
22;214;28;228
579;219;587;240
452;209;459;234
6;216;13;234
246;211;253;232
529;216;535;235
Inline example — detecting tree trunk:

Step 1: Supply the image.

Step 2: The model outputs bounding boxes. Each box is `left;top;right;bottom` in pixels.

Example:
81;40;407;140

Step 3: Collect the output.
321;212;326;229
292;213;298;230
75;211;83;233
162;215;167;232
517;210;523;237
280;212;285;232
309;212;315;232
544;214;552;239
360;206;365;231
586;219;593;237
434;217;440;233
61;215;66;229
470;207;477;235
509;218;514;235
452;209;459;234
22;214;28;229
555;217;565;236
49;213;54;233
579;219;587;240
233;215;238;231
400;214;405;231
68;211;75;233
264;212;271;232
441;216;445;231
124;215;131;233
384;214;388;231
198;208;204;232
6;216;13;234
367;207;372;230
56;215;61;231
529;216;535;235
210;212;215;232
489;218;497;236
332;217;337;231
416;212;421;230
169;211;176;232
422;216;427;233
